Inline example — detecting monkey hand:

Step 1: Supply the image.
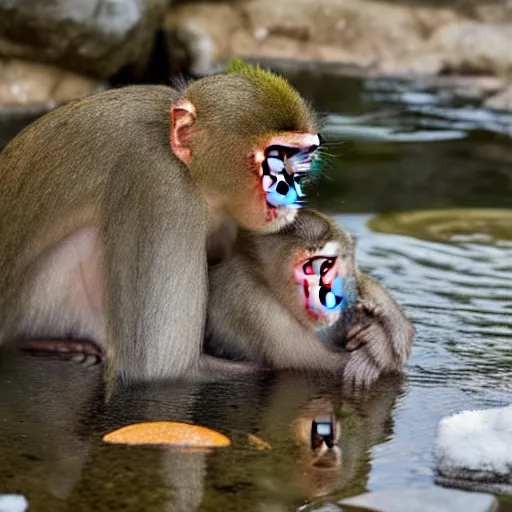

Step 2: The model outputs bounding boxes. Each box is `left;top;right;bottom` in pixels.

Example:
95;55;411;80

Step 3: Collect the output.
342;305;413;390
344;299;381;352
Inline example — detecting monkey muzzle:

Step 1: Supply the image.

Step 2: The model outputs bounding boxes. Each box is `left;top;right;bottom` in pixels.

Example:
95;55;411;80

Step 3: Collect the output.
262;145;318;208
295;256;344;316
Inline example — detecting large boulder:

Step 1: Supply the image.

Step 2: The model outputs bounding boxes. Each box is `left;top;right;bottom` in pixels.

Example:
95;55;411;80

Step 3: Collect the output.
163;0;512;80
0;0;169;79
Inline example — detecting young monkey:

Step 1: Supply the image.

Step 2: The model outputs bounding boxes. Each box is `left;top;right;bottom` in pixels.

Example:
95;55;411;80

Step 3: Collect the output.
206;209;414;388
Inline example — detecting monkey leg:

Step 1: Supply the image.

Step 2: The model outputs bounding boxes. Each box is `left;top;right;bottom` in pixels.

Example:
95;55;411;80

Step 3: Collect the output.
19;339;104;367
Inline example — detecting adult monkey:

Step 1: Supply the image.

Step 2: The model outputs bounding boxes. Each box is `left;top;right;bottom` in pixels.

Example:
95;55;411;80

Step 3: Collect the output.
206;209;414;388
0;61;321;384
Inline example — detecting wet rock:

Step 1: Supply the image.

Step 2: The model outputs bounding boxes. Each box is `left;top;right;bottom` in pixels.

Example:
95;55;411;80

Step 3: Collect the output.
0;0;169;79
0;58;103;147
428;22;512;76
485;85;512;110
338;487;498;512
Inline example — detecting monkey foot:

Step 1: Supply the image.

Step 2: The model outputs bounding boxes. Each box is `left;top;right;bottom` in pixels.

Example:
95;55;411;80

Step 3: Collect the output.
19;339;104;367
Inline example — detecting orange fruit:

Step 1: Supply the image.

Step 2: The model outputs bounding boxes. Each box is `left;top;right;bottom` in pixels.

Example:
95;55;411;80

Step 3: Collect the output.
103;421;231;448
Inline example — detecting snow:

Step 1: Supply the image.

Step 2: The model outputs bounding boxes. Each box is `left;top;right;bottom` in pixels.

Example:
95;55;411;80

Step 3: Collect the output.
0;495;28;512
434;404;512;485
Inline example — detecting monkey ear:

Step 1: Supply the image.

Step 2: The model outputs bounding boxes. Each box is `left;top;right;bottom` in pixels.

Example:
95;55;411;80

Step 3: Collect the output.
170;100;196;165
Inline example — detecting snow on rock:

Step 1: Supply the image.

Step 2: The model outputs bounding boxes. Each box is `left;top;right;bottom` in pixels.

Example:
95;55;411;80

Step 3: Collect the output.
434;404;512;495
0;495;28;512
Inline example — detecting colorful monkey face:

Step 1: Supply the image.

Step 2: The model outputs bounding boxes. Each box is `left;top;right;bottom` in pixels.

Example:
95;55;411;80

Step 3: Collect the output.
261;144;319;209
294;242;344;321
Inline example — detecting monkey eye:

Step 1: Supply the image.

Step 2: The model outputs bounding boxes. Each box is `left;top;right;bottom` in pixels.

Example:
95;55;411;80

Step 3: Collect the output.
303;260;315;275
302;256;336;278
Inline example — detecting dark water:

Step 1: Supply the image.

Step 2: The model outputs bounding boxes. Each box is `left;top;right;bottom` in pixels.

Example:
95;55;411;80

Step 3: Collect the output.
1;70;511;511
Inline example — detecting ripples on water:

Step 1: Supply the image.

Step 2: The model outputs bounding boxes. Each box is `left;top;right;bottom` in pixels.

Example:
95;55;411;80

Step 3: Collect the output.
336;213;512;496
340;214;512;395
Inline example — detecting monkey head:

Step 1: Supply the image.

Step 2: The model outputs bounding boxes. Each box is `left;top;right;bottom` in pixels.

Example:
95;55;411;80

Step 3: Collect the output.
241;209;357;329
170;60;321;233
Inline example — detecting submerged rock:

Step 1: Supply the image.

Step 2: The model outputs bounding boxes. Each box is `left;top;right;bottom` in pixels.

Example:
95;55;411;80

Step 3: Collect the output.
338;486;498;512
434;404;512;495
0;0;168;79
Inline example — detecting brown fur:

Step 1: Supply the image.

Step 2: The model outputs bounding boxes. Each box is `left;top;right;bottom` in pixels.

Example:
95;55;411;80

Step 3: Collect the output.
0;71;317;386
206;209;414;388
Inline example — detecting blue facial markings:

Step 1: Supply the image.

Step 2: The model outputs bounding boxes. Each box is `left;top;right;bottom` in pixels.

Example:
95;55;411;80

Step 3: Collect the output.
302;256;344;313
262;145;318;208
319;275;344;311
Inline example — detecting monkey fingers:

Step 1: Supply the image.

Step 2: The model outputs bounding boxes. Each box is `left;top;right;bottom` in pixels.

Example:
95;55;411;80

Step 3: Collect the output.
344;323;372;352
19;339;104;366
355;299;381;317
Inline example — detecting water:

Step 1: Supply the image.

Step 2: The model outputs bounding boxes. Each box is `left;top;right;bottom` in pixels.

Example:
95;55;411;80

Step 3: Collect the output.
0;70;511;511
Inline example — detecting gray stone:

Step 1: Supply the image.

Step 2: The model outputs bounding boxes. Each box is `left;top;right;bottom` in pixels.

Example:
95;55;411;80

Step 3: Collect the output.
0;0;168;78
338;486;498;512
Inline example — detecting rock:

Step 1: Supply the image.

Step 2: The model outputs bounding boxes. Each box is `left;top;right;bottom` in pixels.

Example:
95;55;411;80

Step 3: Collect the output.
0;59;102;106
485;85;512;110
428;22;512;76
0;58;103;147
434;404;512;495
0;0;169;79
338;487;498;512
163;0;512;82
0;495;28;512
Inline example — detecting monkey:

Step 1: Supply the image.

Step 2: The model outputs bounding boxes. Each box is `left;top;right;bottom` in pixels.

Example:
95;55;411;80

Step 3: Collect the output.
205;209;414;388
0;60;322;386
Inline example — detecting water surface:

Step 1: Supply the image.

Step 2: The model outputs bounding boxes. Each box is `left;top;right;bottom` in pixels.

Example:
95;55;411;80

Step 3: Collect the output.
0;70;511;511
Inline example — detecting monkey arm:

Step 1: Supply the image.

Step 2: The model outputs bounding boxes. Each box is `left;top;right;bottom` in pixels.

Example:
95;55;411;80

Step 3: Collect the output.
104;154;211;384
342;273;414;388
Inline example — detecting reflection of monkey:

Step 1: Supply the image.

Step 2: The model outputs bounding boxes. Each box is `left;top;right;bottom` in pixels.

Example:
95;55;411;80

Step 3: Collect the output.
0;61;321;386
207;209;414;387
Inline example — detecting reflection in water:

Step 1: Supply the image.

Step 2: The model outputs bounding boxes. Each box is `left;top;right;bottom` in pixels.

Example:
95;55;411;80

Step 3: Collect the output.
369;208;512;244
0;351;403;511
0;212;510;510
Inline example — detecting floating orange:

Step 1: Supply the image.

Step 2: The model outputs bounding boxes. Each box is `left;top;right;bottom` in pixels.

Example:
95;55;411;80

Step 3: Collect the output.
103;421;231;447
